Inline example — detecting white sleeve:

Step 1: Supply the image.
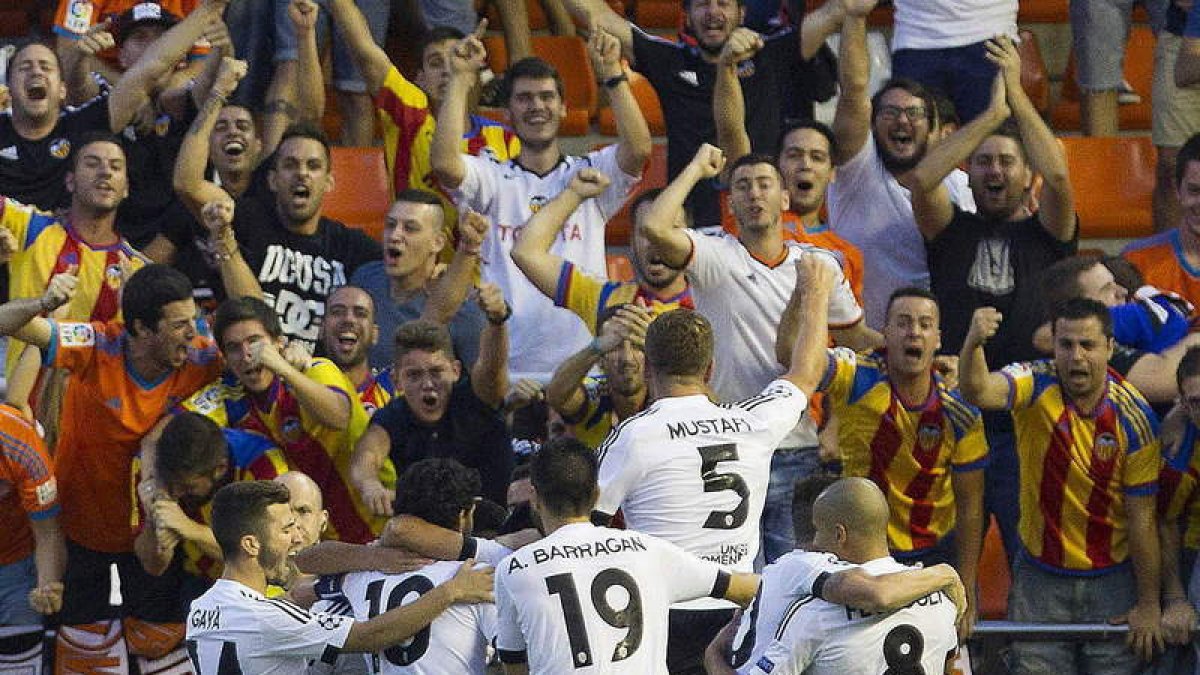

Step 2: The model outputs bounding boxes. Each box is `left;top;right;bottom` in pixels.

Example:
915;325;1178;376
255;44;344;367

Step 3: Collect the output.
587;145;640;220
493;567;527;655
832;134;876;190
683;229;729;290
595;429;641;516
451;154;500;214
737;635;812;675
648;536;729;604
738;380;807;447
799;244;862;328
777;552;850;598
259;600;354;659
471;538;515;568
475;603;499;643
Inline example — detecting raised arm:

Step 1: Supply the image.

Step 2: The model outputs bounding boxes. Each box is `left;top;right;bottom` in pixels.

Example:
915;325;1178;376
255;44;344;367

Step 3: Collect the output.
109;0;227;132
58;20;117;104
430;23;487;191
987;36;1075;241
327;0;393;95
512;169;611;299
642;144;725;268
422;211;486;325
4;274;77;349
958;307;1012;410
904;74;1009;240
199;197;264;300
257;346;352;430
589;25;650;176
829;1;874;165
471;284;510;409
1125;333;1200;404
713;29;761;175
798;0;854;61
780;254;837;396
173;57;247;220
546;305;651;417
558;0;634;61
288;0;326;126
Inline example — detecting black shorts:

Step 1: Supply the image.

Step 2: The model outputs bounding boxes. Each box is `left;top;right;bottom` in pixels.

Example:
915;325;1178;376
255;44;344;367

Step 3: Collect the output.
58;539;204;625
667;607;736;675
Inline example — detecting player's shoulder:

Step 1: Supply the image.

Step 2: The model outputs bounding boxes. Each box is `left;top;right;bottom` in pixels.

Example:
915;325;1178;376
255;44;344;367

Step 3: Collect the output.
768;549;854;582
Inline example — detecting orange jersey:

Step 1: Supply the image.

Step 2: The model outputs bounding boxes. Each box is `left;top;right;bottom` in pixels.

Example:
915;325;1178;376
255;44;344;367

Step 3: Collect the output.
54;0;207;63
180;359;377;543
48;320;221;553
131;429;288;579
1123;231;1200;311
1003;360;1160;574
823;348;988;553
0;405;59;565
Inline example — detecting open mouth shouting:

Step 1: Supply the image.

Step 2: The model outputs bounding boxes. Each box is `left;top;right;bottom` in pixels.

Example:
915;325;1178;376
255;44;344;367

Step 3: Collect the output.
222;138;248;157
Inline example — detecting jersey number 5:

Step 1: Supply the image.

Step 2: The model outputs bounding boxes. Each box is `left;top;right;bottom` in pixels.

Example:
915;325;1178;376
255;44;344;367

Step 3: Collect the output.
365;576;436;666
698;443;749;529
546;569;643;668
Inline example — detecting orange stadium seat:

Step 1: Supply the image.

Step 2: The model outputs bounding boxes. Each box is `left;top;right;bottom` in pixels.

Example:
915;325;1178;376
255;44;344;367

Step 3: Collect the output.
597;69;666;135
605;143;668;246
1051;26;1155;132
607;253;636;281
978;517;1011;619
483;36;598;136
1061;135;1155;239
325;147;393;242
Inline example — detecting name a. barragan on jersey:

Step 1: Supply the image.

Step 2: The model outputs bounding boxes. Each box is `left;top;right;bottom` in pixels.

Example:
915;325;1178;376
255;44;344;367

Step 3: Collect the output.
509;534;649;571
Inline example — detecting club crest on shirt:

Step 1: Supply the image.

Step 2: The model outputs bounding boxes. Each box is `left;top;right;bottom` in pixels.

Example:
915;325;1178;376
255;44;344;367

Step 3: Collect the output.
1095;432;1119;462
281;417;303;442
918;423;943;449
529;195;549;215
105;263;124;289
50;139;71;160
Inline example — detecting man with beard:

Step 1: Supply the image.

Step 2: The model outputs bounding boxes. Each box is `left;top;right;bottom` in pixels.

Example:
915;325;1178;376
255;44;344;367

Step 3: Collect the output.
431;27;650;382
321;286;394;416
778;286;987;635
0;265;223;671
348;190;490;372
186;479;495;674
908;37;1076;564
960;299;1164;672
351;316;512;515
826;0;975;331
179;296;376;544
512;169;692;334
559;0;847;229
178;124;381;353
545;303;652;449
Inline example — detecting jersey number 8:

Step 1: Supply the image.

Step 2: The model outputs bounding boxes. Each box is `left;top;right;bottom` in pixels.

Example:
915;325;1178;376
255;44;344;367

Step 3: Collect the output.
546;569;643;668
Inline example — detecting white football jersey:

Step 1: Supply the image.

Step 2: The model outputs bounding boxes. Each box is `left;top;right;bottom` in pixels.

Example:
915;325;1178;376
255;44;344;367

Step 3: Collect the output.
684;230;860;447
186;579;355;675
494;522;729;674
596;379;806;608
737;558;958;675
332;561;499;675
453;146;638;381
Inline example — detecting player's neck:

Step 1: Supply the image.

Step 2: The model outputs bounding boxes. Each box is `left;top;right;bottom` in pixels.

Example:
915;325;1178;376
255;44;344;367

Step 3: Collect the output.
1179;224;1200;263
788;206;821;230
67;205;120;246
11;110;57;141
539;512;590;536
126;340;172;383
389;262;436;296
1065;386;1106;417
344;361;371;392
613;389;647;420
516;142;563;175
218;168;251;197
888;369;932;407
222;560;268;595
837;542;890;565
649;376;709;400
738;226;786;265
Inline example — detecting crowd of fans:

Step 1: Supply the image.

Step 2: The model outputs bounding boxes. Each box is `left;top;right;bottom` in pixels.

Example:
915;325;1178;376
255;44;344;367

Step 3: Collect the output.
1;0;1200;672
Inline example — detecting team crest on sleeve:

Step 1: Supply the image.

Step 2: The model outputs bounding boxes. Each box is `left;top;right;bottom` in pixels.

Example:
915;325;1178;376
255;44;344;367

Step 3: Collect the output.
65;0;94;33
189;386;224;415
1095;432;1119;462
36;477;57;506
755;656;775;672
316;615;346;631
49;139;72;160
60;323;95;347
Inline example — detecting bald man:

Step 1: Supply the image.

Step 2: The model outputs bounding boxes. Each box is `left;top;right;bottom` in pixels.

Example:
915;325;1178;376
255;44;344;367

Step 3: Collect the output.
709;478;965;674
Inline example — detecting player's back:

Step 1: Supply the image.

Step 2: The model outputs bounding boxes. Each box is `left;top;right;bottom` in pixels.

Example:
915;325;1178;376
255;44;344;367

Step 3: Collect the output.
743;559;958;675
595;381;806;578
495;523;730;674
337;561;496;675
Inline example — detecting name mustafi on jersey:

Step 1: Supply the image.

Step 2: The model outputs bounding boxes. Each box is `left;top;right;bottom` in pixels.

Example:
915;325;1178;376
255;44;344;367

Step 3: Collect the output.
667;418;753;439
507;535;649;572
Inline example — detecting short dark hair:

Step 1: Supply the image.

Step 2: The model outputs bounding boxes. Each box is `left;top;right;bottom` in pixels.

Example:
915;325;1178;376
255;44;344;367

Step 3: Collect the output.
274;124;331;168
394;188;444;209
929;89;960;129
530;437;597;517
885;286;939;321
394;319;454;361
973;118;1026;164
871;77;936;126
728;153;780;182
155;412;229;490
645;309;713;377
391;458;481;530
214;296;282;348
1051;297;1113;338
1101;255;1144;294
68;131;125;171
1039;254;1103;321
502;57;564;104
419;26;466;61
11;41;61;75
211;480;291;559
777;119;838;163
1178;347;1200;391
628;188;665;221
122;265;194;337
1177;133;1200;187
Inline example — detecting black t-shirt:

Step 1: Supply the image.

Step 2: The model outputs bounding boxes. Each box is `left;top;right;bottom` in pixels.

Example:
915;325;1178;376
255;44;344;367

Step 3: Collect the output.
232;195;381;352
632;26;831;228
116;108;195;248
369;377;514;504
927;207;1077;367
0;95;112;210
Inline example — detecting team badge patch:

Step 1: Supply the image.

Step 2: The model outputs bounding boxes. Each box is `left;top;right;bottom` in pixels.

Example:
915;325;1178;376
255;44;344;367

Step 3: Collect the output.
60;323;95;346
49;139;71;160
1095;432;1119;462
917;423;943;449
755;656;775;672
65;0;93;33
529;195;549;214
36;477;58;506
